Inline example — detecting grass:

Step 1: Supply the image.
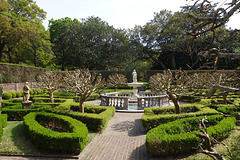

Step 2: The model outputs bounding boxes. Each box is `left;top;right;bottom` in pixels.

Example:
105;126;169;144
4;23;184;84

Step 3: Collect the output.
0;121;98;155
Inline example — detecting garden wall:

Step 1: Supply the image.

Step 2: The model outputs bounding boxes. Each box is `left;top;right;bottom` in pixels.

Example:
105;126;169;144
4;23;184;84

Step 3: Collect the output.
0;63;46;83
0;82;38;92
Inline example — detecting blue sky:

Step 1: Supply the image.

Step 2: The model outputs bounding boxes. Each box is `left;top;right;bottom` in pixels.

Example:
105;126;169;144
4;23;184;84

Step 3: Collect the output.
35;0;240;30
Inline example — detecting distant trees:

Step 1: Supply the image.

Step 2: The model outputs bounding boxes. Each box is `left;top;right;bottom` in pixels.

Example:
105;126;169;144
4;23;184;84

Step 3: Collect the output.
49;16;130;71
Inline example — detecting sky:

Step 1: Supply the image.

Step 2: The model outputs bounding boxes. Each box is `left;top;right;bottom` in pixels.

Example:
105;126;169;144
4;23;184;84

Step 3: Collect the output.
35;0;240;30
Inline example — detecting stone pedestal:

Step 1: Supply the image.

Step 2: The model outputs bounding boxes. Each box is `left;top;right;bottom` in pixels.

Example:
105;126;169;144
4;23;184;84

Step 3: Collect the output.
22;101;33;109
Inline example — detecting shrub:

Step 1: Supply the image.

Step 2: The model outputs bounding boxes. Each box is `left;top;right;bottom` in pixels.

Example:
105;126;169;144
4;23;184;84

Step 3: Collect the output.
0;114;7;142
48;103;115;131
142;102;219;130
146;115;236;157
29;89;34;95
2;92;12;100
1;105;52;121
23;112;88;154
15;91;23;98
1;99;22;108
9;91;16;98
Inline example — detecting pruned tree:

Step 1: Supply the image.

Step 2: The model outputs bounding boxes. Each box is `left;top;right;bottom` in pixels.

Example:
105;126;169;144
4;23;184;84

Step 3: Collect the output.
37;71;63;103
195;117;234;160
149;69;192;114
205;71;239;103
190;73;212;96
64;69;104;113
107;73;127;92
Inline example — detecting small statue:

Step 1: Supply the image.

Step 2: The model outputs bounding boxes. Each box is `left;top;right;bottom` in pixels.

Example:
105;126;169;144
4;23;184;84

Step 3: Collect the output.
23;82;30;102
132;69;137;83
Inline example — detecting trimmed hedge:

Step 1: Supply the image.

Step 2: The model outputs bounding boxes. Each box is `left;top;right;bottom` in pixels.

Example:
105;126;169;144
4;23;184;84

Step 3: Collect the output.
146;115;236;157
0;114;8;142
142;101;219;130
48;103;115;132
24;112;88;154
1;99;22;108
217;105;240;115
1;105;52;121
2;92;12;99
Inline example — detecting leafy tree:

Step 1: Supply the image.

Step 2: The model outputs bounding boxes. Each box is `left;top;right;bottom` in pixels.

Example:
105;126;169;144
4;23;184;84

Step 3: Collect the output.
0;0;52;67
64;69;104;113
149;69;192;114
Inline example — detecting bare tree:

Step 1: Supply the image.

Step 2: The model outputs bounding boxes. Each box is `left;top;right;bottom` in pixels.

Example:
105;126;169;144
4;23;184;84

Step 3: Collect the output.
107;73;128;92
37;71;63;103
64;69;104;113
149;69;192;114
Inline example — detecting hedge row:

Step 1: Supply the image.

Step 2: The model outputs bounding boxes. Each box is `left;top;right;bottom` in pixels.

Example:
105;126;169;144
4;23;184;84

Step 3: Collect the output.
217;105;240;115
1;99;22;108
146;115;236;157
142;101;219;130
23;112;88;154
47;102;115;132
0;114;8;142
2;89;45;100
1;105;52;121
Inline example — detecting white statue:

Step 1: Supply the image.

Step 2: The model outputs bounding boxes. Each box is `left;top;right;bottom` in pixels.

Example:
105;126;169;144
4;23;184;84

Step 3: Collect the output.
132;69;137;83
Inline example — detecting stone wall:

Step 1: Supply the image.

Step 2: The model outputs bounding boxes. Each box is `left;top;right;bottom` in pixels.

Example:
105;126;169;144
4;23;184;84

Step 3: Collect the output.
0;82;38;92
0;64;46;83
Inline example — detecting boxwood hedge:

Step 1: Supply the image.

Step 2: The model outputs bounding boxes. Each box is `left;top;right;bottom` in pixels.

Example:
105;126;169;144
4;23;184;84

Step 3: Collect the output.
142;102;219;130
1;105;52;121
0;114;7;142
23;112;88;154
146;115;236;157
47;102;115;132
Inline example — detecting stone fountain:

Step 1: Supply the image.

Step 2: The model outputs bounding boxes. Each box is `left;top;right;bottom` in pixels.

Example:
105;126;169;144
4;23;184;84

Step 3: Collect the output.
100;70;169;112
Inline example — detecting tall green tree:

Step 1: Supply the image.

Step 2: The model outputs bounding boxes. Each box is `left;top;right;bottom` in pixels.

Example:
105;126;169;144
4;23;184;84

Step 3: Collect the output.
0;0;52;67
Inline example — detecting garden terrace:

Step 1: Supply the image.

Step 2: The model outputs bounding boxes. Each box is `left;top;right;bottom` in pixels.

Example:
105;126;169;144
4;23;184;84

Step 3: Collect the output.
23;112;88;154
142;99;219;130
146;115;236;157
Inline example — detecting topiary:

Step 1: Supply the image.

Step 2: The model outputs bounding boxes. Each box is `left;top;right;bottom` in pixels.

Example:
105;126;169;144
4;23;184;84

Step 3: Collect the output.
15;91;22;98
2;92;12;99
9;92;16;98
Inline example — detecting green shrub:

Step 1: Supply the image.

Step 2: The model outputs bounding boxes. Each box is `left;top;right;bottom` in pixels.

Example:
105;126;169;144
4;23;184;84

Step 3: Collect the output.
2;92;12;99
1;105;52;121
48;103;115;132
0;114;7;142
9;91;16;98
142;101;219;130
146;115;236;157
0;114;7;128
29;89;34;95
1;99;22;107
15;91;23;98
23;112;88;154
217;105;240;114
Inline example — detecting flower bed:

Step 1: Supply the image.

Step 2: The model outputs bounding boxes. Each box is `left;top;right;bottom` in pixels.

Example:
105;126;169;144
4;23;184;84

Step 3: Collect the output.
146;115;236;157
23;112;88;154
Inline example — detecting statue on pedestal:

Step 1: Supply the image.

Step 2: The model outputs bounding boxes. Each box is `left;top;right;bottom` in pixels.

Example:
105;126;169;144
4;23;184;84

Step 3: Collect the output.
22;82;32;109
23;82;30;102
132;69;137;83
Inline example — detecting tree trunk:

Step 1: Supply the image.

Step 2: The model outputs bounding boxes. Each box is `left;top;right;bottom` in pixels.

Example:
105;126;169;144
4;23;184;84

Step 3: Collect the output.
49;91;54;103
33;48;37;67
0;43;6;62
79;98;85;113
171;52;176;69
168;92;181;114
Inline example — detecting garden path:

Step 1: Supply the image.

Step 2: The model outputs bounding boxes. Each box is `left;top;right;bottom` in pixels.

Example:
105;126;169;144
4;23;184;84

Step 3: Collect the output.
78;112;149;160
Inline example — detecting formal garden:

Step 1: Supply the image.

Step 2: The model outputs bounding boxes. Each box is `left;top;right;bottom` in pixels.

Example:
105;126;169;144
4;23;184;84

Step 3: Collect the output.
0;68;240;160
1;0;240;159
